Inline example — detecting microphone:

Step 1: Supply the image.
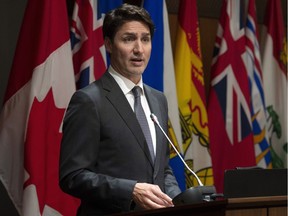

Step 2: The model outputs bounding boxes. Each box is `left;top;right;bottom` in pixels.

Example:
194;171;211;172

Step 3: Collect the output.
150;113;218;206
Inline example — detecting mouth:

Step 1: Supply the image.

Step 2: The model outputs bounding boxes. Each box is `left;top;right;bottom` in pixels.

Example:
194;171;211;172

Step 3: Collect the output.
131;58;144;66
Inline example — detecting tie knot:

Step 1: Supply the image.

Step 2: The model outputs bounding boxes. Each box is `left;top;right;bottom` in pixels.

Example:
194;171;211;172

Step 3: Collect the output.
132;86;142;98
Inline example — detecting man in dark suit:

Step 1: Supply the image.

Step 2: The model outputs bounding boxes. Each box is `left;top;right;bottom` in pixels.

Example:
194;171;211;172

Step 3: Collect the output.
59;3;181;215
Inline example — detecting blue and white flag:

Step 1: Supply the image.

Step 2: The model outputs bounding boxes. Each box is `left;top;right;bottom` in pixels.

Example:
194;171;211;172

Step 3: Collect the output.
245;0;272;168
142;0;185;191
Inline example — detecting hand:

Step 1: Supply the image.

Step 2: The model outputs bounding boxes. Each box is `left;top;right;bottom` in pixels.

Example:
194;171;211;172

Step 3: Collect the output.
132;183;174;210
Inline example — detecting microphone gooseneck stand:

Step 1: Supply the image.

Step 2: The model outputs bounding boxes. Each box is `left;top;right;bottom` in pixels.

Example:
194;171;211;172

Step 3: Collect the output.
150;113;222;206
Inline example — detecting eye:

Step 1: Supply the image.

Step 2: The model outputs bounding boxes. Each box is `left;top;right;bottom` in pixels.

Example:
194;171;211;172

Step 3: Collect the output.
142;36;151;43
123;36;135;43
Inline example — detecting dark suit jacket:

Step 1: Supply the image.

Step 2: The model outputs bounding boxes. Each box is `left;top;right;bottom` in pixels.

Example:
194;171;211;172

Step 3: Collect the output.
59;72;181;215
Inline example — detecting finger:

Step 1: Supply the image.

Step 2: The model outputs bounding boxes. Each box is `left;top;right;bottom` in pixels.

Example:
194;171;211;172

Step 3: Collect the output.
154;196;174;207
152;186;173;201
148;188;173;207
142;198;169;209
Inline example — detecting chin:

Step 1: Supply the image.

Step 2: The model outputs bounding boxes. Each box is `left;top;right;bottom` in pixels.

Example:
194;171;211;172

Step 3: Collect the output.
130;68;145;75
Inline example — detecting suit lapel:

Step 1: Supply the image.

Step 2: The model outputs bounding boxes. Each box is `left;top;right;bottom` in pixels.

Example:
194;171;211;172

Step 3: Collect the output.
101;73;155;167
143;85;164;174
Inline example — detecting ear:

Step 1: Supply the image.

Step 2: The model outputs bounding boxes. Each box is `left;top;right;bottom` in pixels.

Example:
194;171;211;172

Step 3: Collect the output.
104;37;112;54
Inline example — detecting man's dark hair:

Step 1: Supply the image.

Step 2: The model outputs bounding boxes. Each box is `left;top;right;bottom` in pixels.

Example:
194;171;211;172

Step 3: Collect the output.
103;4;155;42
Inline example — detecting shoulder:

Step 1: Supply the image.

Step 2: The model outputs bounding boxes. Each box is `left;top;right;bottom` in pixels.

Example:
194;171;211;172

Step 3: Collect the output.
72;72;113;101
143;84;168;107
73;82;101;99
68;79;106;109
143;84;165;98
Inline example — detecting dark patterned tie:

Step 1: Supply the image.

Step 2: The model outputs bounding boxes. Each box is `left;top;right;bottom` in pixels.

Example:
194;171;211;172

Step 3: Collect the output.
132;86;155;163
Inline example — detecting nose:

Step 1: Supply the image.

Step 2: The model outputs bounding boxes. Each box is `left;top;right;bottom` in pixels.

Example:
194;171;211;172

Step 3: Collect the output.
133;40;144;54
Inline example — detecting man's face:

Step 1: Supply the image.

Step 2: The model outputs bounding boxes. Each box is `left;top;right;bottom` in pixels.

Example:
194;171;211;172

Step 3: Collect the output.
105;21;152;84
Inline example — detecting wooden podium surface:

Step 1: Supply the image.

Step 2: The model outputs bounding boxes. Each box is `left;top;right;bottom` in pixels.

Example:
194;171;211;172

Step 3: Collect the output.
114;199;227;216
226;196;287;216
115;196;287;216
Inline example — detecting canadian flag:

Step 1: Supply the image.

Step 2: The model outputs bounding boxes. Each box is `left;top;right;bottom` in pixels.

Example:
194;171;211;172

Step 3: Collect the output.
0;0;80;215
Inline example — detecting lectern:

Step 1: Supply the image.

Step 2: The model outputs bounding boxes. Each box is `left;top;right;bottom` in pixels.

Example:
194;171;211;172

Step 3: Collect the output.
115;169;287;216
114;196;287;216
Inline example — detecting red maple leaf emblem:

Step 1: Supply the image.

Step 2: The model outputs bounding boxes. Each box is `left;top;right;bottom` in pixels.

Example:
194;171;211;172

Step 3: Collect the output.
23;89;79;215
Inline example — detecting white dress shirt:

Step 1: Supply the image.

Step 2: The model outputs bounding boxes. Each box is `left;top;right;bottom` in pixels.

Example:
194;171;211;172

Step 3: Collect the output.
108;66;156;155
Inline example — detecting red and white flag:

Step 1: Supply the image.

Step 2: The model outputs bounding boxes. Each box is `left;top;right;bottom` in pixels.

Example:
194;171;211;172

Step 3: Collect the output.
0;0;80;215
208;0;256;192
70;0;123;89
261;0;287;168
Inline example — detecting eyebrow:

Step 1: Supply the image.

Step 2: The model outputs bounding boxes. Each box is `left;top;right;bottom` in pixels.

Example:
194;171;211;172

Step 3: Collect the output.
122;32;151;37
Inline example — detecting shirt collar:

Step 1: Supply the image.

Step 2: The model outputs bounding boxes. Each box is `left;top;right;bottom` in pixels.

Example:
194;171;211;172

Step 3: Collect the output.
108;65;144;95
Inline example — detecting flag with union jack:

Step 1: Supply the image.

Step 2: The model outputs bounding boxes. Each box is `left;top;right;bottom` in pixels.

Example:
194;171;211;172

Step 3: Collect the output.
245;0;272;168
70;0;123;89
208;0;256;193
